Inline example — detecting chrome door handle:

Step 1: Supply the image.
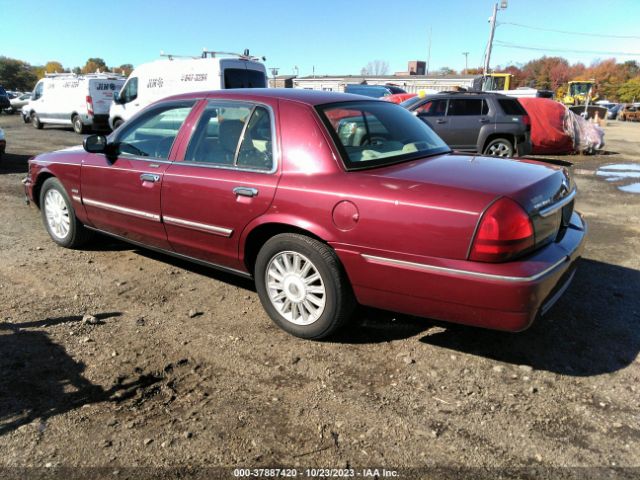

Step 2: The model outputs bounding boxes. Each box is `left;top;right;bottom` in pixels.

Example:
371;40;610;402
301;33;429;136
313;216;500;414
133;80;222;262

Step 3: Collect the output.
436;119;447;124
479;118;490;123
233;187;259;197
140;173;161;183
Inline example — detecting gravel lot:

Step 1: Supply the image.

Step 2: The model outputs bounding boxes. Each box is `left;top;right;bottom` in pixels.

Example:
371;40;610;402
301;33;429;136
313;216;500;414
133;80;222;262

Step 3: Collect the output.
0;114;639;479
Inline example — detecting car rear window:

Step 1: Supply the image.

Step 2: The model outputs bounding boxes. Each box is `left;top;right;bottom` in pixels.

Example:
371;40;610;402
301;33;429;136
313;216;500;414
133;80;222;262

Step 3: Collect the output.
224;69;267;88
447;99;488;116
317;100;450;170
498;98;527;115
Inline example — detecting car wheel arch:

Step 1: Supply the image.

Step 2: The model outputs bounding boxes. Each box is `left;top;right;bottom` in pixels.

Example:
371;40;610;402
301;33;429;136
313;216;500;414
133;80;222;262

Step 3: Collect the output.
241;221;333;275
481;133;515;154
32;171;57;208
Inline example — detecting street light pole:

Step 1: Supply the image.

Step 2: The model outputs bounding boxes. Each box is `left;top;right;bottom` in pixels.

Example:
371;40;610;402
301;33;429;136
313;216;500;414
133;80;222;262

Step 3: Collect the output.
462;52;469;74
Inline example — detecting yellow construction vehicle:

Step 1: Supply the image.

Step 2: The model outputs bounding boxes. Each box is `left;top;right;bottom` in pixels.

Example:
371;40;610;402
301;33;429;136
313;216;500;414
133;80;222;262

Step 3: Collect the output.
562;80;599;106
482;72;512;91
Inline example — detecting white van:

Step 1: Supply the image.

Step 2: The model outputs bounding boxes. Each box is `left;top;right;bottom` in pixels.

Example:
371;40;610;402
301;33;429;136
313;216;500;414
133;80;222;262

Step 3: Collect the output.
109;51;268;129
27;73;126;134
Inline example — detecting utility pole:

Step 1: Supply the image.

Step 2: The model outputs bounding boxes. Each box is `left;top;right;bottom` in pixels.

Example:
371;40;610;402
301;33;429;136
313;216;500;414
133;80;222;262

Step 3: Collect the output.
426;26;432;75
462;52;469;74
483;3;498;75
483;1;508;75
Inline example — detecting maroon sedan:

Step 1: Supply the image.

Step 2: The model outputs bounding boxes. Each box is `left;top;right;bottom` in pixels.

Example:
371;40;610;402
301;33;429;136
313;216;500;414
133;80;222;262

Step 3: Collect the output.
23;89;586;339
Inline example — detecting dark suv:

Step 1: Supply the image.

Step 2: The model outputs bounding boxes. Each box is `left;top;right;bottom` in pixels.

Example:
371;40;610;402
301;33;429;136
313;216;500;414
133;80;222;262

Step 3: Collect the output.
401;92;531;157
0;86;10;112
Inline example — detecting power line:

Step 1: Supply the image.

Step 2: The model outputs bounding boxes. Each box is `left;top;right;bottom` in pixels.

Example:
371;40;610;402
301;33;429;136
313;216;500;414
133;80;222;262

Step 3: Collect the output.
499;21;640;40
494;41;640;57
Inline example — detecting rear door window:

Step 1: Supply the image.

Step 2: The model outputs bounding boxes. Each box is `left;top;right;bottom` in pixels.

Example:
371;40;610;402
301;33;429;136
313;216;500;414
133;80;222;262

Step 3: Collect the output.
497;98;527;115
447;99;485;116
223;69;267;88
184;102;275;171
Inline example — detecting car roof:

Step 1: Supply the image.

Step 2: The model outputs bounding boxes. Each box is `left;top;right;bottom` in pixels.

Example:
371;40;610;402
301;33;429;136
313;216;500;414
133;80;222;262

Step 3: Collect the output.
162;88;380;106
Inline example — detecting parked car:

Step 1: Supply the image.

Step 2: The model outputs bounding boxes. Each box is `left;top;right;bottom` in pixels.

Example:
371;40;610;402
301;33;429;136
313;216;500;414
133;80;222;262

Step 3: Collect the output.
618;104;640;122
403;91;532;157
8;92;31;113
383;93;416;104
606;103;623;120
109;51;267;130
344;84;406;98
27;73;126;133
0;127;5;160
0;86;10;112
21;103;31;123
23;90;586;339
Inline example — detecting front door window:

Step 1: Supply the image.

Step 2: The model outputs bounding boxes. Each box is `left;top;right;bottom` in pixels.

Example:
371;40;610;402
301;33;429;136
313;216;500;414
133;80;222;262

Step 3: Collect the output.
115;102;194;160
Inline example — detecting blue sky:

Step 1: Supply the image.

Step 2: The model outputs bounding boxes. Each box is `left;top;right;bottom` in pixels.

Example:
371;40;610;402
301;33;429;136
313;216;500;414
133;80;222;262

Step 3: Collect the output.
2;0;639;76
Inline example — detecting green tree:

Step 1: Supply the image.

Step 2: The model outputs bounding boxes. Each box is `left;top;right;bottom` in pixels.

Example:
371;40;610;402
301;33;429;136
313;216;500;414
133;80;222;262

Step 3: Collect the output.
0;56;38;91
438;67;456;76
44;61;64;74
618;78;640;103
117;64;133;76
82;57;107;74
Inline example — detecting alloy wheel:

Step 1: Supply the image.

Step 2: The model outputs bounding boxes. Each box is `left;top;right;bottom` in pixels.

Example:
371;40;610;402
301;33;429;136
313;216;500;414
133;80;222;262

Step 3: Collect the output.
487;142;511;157
44;189;70;240
265;251;326;325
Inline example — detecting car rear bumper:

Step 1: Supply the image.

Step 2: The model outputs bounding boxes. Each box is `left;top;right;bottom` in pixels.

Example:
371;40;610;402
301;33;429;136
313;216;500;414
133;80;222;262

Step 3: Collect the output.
333;211;587;332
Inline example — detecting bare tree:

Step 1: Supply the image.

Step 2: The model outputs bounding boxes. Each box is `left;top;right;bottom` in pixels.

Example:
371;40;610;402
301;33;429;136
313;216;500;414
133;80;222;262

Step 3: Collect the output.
361;60;389;76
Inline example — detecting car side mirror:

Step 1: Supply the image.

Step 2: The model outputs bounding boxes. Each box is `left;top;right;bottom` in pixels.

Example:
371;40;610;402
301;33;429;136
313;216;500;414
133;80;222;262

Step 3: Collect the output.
83;134;112;155
113;91;121;104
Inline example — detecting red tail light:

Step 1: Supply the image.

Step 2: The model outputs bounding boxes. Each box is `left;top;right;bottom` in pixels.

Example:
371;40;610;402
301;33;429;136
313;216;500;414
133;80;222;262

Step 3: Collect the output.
86;95;94;116
522;114;531;131
469;198;534;263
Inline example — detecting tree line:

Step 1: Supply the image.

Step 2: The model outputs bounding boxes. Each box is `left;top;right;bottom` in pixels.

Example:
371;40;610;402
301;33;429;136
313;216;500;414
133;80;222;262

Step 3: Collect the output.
0;57;133;92
2;55;639;102
462;57;640;102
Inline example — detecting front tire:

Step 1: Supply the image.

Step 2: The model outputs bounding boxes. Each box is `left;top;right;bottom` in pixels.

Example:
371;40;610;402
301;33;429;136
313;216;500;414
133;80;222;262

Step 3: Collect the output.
113;118;124;130
255;233;355;339
484;138;514;157
39;178;93;248
31;112;43;129
72;115;87;134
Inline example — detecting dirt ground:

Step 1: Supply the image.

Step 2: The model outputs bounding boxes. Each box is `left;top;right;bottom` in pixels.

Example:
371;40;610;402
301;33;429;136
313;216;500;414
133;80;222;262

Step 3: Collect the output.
0;114;639;479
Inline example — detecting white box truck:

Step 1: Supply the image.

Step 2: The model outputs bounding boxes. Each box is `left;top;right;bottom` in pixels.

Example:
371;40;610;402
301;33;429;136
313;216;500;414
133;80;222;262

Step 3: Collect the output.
109;51;268;129
27;73;126;133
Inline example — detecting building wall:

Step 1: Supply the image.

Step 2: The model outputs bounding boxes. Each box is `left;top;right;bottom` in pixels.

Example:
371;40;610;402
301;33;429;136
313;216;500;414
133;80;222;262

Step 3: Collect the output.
292;76;477;93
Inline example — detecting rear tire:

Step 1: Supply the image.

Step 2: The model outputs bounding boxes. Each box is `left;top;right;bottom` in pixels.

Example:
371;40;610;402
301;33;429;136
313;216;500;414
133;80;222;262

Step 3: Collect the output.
31;112;43;129
39;178;94;248
484;138;514;158
72;115;87;134
255;233;355;339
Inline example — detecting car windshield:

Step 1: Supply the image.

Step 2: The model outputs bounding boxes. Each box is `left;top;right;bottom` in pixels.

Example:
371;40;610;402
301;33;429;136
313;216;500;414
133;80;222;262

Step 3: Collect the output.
317;100;450;170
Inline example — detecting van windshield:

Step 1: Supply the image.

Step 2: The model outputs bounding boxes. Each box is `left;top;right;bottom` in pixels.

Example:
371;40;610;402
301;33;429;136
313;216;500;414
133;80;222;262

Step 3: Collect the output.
317;101;450;170
224;69;267;88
